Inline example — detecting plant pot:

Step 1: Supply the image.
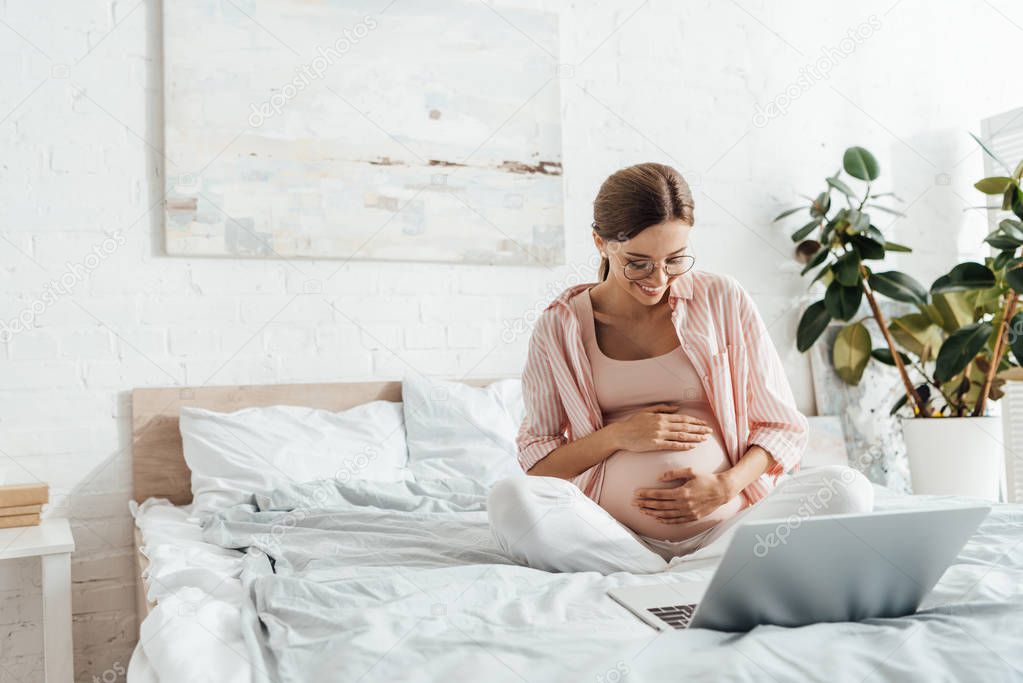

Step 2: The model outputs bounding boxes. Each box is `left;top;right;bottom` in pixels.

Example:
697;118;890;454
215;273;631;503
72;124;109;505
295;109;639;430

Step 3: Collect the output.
901;415;1004;501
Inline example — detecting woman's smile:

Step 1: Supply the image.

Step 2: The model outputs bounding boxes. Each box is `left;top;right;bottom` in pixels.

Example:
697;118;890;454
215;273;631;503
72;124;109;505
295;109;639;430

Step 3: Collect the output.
635;282;664;297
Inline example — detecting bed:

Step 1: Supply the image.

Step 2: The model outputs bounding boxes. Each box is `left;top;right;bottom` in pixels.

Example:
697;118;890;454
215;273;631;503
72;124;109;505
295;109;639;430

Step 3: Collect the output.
127;378;1023;683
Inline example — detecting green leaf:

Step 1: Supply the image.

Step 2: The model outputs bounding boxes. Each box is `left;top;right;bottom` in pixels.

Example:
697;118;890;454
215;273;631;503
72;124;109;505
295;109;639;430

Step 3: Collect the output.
810;192;831;218
930;262;997;293
824;280;863;321
800;246;829;275
826;175;856;197
843;147;880;181
1003;184;1018;211
975;286;1003;310
985;234;1023;250
920;302;945;328
1006;264;1023;293
934;322;994;383
970;132;1011;173
791;219;820;242
999;219;1023;240
871;192;904;201
833;322;872;385
889;393;910;416
975;177;1013;194
1009;311;1023;365
931;291;975;332
871;347;911;366
773;206;805;222
851;235;885;260
868;270;928;305
810;261;834;282
797;301;831;352
845;209;870;234
834;250;862;286
819;222;833;244
883;240;912;253
863;225;886;243
890;313;944;363
994;250;1016;270
821;211;848;244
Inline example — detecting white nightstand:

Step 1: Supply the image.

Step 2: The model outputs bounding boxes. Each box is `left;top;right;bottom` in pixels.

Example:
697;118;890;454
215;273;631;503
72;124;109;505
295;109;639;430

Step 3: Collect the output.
0;518;75;682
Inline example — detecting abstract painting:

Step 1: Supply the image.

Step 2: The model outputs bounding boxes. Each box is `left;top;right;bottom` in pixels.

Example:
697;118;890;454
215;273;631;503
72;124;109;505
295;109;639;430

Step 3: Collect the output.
163;0;564;265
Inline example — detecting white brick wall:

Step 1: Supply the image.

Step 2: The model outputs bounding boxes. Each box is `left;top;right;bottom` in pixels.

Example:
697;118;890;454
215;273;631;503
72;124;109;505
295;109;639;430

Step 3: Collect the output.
0;0;1015;679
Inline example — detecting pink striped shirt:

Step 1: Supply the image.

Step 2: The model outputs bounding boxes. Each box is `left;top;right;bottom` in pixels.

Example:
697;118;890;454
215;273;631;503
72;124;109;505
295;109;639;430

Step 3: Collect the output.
516;269;807;506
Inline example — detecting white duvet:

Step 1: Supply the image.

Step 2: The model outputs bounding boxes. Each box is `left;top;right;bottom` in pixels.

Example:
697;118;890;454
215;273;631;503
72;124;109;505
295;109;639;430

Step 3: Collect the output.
128;482;1023;683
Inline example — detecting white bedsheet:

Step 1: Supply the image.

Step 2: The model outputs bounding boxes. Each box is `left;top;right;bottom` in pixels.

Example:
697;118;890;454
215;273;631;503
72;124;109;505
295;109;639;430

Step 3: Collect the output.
129;486;1023;683
129;500;251;682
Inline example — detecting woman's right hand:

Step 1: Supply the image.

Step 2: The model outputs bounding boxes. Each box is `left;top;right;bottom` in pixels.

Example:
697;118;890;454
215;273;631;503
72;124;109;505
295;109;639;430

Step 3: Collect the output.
609;403;712;452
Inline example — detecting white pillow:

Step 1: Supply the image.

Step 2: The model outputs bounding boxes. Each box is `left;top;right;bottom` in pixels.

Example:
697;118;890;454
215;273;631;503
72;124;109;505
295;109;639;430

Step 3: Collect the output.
180;401;410;515
488;378;525;429
401;373;525;485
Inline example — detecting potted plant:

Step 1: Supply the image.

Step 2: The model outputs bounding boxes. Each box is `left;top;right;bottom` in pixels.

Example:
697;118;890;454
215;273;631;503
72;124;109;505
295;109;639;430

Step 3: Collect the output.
775;145;1023;500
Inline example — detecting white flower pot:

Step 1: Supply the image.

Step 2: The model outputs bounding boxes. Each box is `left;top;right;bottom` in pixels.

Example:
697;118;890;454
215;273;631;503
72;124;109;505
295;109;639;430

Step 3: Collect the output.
901;415;1004;501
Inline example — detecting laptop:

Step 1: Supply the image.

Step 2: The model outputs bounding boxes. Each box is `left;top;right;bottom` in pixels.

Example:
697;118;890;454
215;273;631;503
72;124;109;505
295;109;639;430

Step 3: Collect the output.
608;505;989;632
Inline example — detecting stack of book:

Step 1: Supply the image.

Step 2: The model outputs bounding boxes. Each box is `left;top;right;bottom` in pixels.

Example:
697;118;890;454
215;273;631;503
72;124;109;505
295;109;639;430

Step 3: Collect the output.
0;484;48;528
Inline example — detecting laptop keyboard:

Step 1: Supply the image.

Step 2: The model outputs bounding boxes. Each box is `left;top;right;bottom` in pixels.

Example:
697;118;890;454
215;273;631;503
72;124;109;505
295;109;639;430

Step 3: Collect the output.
647;603;697;629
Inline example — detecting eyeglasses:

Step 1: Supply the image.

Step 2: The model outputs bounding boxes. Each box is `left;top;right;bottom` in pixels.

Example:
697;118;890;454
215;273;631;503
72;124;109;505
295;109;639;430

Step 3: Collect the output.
615;253;696;281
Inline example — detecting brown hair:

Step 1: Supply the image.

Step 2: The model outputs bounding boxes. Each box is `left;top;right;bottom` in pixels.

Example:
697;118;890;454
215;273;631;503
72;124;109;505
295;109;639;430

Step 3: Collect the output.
592;162;695;281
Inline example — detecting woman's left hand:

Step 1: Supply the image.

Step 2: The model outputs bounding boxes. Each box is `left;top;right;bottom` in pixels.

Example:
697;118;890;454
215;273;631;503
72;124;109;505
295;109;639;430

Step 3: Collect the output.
633;468;735;523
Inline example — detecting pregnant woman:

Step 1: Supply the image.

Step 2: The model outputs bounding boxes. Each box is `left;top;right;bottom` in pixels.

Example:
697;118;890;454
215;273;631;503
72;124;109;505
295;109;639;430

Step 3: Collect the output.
488;162;874;574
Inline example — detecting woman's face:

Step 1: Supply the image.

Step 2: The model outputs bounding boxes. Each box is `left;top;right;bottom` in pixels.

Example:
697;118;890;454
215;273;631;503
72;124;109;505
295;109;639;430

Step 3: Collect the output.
595;219;693;306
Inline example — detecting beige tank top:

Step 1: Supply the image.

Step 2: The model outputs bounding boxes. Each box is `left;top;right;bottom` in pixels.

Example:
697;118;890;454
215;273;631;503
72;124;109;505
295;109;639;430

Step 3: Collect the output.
570;287;745;542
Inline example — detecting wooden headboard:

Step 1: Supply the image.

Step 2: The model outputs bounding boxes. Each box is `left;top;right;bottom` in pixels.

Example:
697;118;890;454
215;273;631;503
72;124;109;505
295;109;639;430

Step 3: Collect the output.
131;378;500;505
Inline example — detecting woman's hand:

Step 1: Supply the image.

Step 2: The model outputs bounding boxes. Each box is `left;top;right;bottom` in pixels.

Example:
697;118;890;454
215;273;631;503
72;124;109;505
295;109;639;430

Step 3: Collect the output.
632;467;735;523
609;403;713;452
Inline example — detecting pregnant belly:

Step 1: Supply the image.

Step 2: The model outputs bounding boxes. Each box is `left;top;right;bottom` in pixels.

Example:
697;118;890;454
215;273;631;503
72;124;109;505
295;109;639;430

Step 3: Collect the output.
597;404;745;542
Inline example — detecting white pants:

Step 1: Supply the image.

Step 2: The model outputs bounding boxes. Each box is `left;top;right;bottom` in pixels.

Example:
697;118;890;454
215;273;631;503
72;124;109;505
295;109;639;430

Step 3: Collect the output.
487;466;874;574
